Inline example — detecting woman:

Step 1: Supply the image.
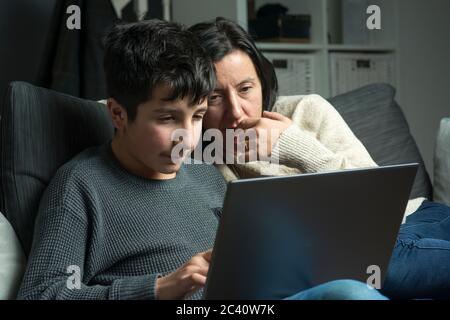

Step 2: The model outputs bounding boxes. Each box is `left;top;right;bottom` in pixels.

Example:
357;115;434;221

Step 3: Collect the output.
189;17;450;299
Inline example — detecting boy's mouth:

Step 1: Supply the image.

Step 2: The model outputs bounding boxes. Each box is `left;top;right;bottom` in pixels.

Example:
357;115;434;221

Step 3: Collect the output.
162;151;188;164
161;153;175;160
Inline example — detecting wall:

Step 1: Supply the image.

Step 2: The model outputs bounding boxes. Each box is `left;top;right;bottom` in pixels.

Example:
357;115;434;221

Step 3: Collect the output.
396;0;450;182
172;0;247;28
0;0;59;105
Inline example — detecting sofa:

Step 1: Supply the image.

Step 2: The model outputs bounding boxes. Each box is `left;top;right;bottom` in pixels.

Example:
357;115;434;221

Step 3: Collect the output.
0;81;449;299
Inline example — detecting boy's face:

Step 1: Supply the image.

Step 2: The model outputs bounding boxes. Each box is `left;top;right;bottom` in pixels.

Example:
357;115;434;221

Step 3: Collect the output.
109;84;207;180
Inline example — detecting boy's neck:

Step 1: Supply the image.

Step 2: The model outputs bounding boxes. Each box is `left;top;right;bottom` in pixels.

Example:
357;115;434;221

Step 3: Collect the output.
110;136;176;181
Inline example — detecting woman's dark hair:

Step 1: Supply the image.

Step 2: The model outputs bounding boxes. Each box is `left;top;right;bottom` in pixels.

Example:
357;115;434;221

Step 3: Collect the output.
103;19;216;121
188;17;278;111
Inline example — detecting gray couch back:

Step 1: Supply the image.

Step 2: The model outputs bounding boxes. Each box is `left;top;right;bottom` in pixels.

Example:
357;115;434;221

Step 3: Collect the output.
434;118;450;205
0;82;113;255
328;83;432;200
0;82;432;256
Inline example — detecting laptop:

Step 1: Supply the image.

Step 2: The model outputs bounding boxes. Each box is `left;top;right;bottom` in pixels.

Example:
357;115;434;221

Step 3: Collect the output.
204;163;418;299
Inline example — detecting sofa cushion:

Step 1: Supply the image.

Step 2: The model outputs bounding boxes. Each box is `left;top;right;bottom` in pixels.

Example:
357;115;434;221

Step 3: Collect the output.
434;118;450;206
0;212;26;299
328;83;432;200
0;82;114;256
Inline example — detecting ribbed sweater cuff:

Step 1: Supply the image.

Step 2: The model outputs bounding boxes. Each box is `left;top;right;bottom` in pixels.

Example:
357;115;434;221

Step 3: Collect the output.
272;124;338;172
110;274;159;300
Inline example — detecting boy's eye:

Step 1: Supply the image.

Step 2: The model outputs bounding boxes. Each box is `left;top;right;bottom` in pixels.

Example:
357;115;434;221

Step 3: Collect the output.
158;116;175;122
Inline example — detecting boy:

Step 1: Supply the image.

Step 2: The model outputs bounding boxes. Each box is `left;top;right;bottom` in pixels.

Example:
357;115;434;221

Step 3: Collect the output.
18;20;224;300
18;20;385;300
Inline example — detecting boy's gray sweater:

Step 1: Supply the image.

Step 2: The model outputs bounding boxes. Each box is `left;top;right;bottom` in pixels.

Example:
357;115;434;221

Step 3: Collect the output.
18;143;226;300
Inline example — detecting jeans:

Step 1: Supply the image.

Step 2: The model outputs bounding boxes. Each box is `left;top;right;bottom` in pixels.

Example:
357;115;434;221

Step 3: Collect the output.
284;280;387;300
382;201;450;299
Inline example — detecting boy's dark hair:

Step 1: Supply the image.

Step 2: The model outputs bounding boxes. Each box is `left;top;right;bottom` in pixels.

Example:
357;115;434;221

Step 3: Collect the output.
103;19;216;121
189;17;278;111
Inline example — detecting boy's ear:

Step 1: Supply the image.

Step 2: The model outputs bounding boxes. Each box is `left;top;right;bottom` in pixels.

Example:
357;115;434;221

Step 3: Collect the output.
107;98;128;130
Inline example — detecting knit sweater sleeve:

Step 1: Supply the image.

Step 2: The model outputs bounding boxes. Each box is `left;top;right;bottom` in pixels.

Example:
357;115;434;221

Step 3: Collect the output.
17;168;160;300
271;94;378;172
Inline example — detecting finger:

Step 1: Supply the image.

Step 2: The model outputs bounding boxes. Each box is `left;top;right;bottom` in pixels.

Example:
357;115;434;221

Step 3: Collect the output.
201;249;213;262
180;270;207;289
234;133;258;147
190;273;207;286
185;263;209;278
195;265;209;277
244;148;260;162
191;255;211;270
184;284;203;299
236;118;259;129
262;110;287;121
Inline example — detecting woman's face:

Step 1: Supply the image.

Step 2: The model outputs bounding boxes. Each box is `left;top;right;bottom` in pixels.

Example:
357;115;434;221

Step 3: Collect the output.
204;50;263;132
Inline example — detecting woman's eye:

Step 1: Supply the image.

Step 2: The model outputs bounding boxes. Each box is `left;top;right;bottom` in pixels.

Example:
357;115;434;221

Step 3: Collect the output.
240;86;252;93
193;115;204;121
208;95;222;104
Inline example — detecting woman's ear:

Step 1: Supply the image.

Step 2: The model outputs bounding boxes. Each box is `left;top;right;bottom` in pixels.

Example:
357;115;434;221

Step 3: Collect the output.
107;98;128;131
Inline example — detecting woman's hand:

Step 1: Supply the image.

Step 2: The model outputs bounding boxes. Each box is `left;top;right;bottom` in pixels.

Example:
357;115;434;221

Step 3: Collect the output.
155;249;212;300
235;111;292;161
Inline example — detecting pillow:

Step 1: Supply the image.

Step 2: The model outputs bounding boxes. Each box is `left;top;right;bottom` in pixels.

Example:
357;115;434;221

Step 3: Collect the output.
0;82;114;256
328;83;433;200
434;118;450;206
0;212;26;299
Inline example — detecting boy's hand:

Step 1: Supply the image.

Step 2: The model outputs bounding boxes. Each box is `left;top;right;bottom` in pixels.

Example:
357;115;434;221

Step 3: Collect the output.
155;249;212;300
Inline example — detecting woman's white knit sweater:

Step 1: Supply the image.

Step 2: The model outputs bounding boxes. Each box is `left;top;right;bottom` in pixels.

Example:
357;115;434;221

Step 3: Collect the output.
216;94;426;222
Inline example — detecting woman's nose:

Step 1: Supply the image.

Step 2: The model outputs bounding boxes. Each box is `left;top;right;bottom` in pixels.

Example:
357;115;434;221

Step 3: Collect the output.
225;94;243;127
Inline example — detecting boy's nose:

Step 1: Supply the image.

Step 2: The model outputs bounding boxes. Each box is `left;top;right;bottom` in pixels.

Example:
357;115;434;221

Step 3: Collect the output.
177;124;196;150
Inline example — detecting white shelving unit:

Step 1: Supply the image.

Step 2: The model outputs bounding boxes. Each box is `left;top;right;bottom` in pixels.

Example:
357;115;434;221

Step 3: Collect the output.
171;0;399;98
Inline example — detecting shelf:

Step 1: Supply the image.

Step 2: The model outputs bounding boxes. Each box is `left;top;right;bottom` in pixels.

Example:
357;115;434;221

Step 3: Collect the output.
327;44;396;52
256;42;396;53
256;42;325;51
171;0;400;98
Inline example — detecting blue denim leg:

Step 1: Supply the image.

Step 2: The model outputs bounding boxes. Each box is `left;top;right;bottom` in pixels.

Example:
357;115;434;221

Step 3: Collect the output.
402;200;450;231
382;201;450;299
284;280;388;300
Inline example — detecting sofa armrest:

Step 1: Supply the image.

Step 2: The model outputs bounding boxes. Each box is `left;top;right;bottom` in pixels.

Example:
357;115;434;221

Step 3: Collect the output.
434;118;450;206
